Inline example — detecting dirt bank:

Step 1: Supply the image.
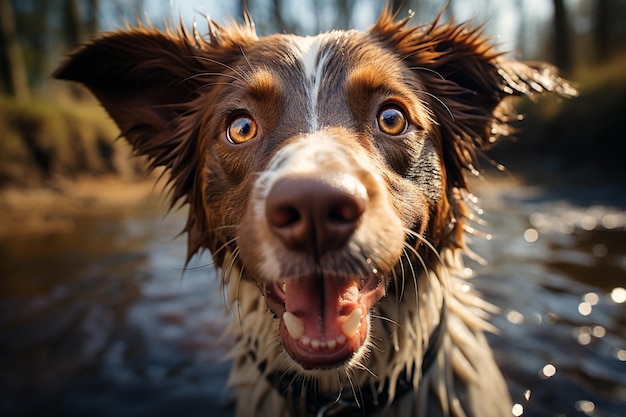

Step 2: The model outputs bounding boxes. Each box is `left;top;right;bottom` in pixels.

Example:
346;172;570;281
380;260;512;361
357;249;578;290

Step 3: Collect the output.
0;175;171;238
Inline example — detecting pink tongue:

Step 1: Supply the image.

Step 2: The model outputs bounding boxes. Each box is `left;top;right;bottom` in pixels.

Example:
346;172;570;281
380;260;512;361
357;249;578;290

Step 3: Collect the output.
284;275;359;339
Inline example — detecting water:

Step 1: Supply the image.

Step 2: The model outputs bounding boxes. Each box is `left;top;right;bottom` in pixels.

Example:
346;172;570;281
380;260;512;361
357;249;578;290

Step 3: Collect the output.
0;179;625;417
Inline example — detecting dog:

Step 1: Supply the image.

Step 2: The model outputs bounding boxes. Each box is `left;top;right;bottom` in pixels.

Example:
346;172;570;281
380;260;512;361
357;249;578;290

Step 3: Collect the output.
55;8;576;417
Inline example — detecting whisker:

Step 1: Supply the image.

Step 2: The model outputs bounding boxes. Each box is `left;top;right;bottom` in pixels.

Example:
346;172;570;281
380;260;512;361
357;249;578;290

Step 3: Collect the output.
353;361;377;379
345;368;362;408
408;65;447;82
401;244;423;302
239;45;254;73
193;56;248;80
212;235;239;259
371;313;401;328
327;368;343;404
181;71;244;84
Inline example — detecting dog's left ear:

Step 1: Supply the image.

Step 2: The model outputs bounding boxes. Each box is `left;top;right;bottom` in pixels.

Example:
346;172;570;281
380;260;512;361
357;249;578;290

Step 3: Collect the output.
370;11;577;189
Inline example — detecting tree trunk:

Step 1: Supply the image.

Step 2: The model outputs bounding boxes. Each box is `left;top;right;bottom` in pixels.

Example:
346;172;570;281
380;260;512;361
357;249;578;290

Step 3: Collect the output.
0;0;30;100
592;0;610;63
63;0;82;46
87;0;99;35
552;0;572;73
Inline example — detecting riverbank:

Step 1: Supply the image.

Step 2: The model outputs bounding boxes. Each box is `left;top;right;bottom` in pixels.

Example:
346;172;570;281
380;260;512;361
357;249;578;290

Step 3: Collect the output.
0;175;170;238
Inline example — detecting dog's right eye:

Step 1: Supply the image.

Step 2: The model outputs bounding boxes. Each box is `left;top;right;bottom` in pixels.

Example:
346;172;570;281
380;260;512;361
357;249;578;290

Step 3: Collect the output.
377;106;408;136
227;115;258;144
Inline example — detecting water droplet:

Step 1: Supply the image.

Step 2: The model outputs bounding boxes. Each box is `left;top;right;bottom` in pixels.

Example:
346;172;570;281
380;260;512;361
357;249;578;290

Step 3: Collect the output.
578;302;592;316
529;213;545;228
580;215;597;231
559;223;575;235
592;325;606;338
575;326;596;344
540;363;557;379
601;213;623;229
506;309;525;325
583;292;599;306
575;400;595;415
591;244;608;257
524;390;531;401
545;312;558;324
610;287;626;304
512;403;524;416
527;312;543;325
523;228;539;243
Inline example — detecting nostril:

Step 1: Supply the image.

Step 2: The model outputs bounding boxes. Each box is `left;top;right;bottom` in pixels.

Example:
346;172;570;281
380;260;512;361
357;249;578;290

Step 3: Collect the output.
328;200;364;224
269;205;301;228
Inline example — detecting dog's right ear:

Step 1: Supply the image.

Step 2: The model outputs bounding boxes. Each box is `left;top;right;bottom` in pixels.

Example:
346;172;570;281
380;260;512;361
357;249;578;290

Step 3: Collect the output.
55;27;205;165
55;23;258;259
54;24;255;180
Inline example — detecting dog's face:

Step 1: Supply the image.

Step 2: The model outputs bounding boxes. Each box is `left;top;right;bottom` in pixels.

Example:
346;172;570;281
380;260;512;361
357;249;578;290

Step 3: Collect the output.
55;11;575;372
229;31;442;368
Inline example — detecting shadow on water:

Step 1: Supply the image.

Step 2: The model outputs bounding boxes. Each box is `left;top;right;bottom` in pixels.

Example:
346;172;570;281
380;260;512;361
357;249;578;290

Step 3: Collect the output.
0;203;234;417
0;177;625;417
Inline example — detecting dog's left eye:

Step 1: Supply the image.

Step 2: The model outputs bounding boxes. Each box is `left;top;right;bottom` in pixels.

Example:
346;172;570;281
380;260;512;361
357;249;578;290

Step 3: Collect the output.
227;115;258;144
377;106;408;136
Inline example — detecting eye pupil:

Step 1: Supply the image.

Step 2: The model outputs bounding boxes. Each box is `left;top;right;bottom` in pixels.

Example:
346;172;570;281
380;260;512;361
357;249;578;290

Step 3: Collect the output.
228;115;258;144
377;107;407;135
235;119;250;135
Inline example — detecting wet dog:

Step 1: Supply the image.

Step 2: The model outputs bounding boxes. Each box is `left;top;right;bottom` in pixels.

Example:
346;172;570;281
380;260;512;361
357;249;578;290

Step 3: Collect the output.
55;9;575;417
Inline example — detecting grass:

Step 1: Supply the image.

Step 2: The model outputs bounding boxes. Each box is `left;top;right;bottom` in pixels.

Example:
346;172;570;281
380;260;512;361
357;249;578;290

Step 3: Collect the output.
0;95;141;186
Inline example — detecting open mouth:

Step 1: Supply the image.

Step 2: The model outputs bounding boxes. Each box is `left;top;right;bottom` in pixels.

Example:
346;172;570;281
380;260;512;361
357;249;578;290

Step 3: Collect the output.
264;272;387;369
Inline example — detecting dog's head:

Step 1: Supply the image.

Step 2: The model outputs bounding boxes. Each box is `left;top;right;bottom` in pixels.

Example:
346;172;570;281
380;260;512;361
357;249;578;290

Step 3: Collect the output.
55;11;575;371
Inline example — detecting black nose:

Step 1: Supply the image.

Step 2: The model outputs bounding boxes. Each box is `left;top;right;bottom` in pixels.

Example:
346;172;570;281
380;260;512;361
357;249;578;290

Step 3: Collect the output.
265;175;367;258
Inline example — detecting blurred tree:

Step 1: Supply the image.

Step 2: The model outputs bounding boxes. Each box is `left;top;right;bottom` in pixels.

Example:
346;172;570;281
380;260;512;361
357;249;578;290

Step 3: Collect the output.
0;0;30;100
592;0;609;63
272;0;288;31
63;0;82;47
87;0;99;35
335;0;356;28
552;0;572;73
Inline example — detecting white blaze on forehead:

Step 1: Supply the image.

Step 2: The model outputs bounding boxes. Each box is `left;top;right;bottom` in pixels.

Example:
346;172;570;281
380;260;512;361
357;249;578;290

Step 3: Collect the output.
255;132;368;207
289;33;336;132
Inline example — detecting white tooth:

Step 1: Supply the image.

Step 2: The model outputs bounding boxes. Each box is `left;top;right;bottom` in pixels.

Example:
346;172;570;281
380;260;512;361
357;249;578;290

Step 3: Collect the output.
336;335;347;345
320;341;327;348
327;339;337;349
311;339;320;350
281;281;287;293
301;336;310;346
341;308;362;338
283;312;304;340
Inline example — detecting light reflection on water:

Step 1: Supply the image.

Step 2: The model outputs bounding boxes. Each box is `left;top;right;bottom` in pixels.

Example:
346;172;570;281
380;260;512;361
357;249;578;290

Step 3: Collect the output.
0;183;625;417
472;182;626;417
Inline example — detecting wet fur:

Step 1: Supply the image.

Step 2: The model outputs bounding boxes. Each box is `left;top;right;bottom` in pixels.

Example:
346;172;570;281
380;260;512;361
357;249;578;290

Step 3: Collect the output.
55;9;575;417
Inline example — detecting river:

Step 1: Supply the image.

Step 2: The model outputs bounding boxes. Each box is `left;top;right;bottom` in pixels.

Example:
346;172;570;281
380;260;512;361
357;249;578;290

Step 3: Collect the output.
0;177;625;417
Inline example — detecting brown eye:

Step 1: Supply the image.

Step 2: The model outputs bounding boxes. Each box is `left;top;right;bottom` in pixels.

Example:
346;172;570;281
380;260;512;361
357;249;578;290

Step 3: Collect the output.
227;115;258;144
377;106;407;136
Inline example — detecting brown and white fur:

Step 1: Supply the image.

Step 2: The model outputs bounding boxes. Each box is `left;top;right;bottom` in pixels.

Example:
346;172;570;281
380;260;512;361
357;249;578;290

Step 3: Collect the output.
55;9;576;417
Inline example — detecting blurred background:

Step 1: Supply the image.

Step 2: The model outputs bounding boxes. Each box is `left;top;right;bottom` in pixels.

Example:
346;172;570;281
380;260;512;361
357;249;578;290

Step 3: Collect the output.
0;1;625;416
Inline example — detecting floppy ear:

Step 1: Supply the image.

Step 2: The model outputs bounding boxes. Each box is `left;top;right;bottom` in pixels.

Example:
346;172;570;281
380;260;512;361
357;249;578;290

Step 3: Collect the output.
54;22;258;259
370;12;577;190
